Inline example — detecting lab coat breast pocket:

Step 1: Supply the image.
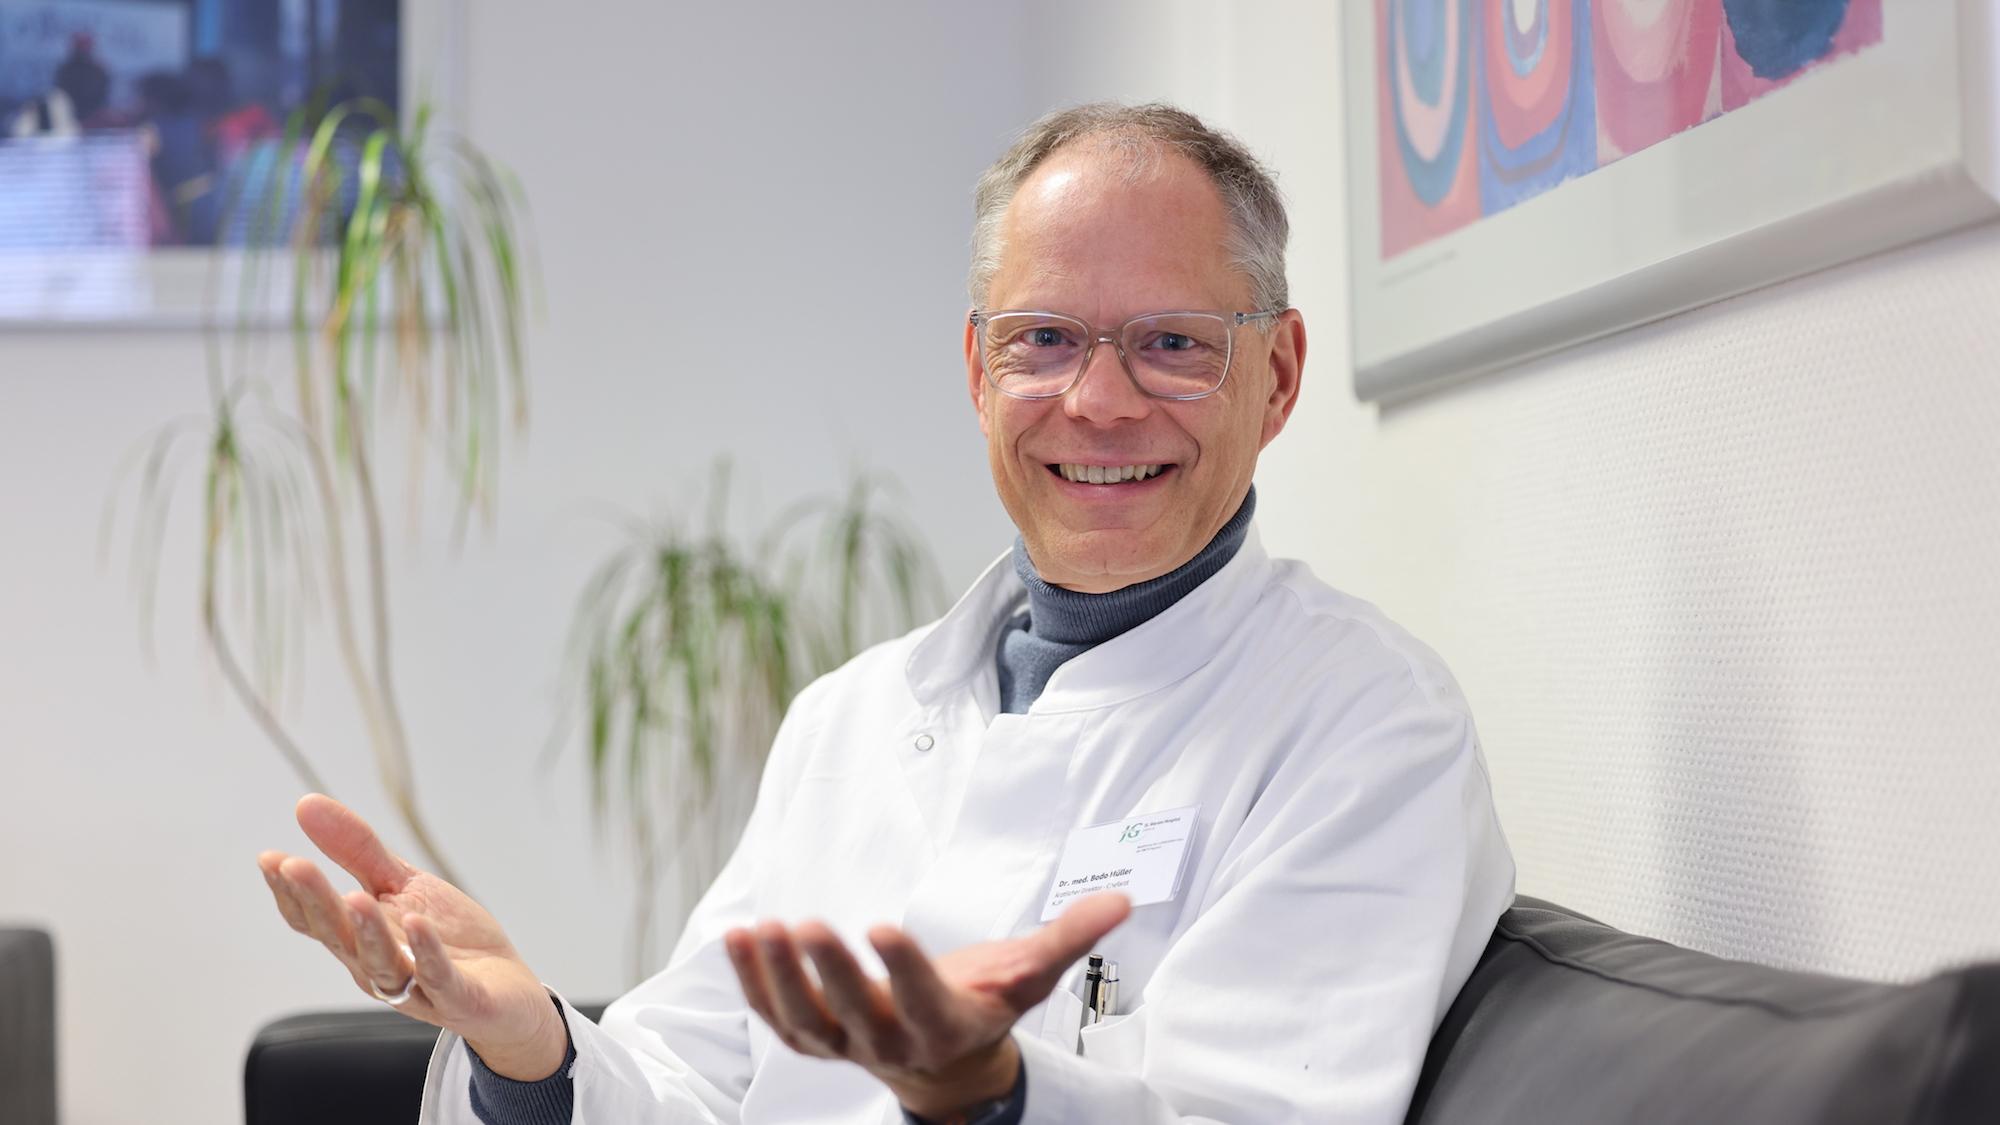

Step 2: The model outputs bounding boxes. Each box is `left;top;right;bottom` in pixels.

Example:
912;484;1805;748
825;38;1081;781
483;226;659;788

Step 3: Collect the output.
1078;1008;1147;1071
1030;983;1148;1072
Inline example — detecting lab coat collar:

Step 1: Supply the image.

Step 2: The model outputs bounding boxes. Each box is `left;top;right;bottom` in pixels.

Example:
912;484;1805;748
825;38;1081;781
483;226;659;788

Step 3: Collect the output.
904;521;1274;714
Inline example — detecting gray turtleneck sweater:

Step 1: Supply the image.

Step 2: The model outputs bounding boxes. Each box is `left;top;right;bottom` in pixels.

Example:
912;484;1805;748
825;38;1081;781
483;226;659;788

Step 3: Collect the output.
466;488;1256;1125
995;487;1255;715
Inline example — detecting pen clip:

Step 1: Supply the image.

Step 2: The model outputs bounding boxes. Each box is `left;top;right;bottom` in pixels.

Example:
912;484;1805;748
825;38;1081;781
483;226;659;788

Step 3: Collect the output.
1076;951;1122;1055
1076;953;1106;1053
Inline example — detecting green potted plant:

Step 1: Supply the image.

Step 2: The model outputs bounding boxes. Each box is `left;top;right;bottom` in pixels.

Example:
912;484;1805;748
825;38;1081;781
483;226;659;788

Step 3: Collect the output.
554;465;943;981
107;100;944;961
109;97;533;888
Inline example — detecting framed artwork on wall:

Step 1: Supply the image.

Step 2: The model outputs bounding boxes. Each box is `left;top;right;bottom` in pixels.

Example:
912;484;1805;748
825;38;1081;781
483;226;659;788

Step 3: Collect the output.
1344;1;2000;402
0;0;462;328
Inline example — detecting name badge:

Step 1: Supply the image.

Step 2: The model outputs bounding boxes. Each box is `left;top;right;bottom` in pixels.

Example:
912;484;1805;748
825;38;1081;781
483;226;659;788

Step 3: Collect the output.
1040;804;1200;922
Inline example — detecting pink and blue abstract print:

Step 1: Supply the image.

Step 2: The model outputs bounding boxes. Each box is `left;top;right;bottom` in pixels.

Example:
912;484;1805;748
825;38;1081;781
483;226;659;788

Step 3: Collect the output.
1477;0;1596;216
1378;0;1884;259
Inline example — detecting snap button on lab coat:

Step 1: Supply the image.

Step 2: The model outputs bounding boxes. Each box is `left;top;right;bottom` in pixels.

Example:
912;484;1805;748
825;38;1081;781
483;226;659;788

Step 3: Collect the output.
913;733;935;752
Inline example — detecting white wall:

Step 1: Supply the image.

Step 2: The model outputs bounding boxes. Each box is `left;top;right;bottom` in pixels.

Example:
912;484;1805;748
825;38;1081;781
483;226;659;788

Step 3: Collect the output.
0;3;1029;1122
1055;2;2000;982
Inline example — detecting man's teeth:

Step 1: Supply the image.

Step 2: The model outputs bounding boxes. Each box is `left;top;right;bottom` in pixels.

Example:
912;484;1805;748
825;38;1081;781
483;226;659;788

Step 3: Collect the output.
1056;463;1165;484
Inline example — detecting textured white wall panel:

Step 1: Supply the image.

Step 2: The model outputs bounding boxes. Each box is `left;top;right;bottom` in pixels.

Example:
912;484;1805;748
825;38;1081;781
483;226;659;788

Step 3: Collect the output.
1220;2;2000;983
1353;224;2000;982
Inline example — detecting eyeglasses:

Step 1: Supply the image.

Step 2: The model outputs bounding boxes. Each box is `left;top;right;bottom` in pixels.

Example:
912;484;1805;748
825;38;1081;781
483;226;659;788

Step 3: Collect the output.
970;308;1278;401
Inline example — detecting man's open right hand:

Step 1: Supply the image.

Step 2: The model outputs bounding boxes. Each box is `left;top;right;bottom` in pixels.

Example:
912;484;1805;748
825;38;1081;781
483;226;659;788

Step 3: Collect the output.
257;793;570;1080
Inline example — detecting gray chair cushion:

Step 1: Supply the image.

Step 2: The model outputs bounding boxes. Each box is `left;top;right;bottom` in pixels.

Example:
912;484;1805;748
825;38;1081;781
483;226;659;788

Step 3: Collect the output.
0;927;57;1125
1406;897;2000;1124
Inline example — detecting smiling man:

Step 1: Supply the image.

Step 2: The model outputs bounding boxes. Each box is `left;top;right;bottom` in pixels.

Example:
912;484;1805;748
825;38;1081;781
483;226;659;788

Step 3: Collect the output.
968;121;1289;598
258;103;1514;1125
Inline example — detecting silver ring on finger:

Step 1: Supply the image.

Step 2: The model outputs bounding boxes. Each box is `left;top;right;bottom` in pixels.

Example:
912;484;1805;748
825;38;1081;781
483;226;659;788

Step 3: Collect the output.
367;942;419;1007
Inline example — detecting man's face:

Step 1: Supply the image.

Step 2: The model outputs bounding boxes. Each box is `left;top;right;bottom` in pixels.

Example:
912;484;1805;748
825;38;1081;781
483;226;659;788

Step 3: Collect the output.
965;145;1305;593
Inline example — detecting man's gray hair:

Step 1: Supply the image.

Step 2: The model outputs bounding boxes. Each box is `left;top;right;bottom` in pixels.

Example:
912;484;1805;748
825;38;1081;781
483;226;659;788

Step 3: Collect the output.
968;102;1290;316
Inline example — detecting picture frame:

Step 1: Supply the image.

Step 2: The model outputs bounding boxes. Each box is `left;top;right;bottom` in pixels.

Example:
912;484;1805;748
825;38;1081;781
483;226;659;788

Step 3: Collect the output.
1343;1;2000;403
0;0;464;329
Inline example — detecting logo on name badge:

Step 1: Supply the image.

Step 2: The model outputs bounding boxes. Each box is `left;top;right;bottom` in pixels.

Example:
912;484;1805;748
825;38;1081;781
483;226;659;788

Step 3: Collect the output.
1041;804;1201;922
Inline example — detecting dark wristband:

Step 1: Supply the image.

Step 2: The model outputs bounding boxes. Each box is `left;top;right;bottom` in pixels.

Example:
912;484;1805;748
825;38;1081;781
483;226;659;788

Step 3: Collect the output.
903;1050;1028;1125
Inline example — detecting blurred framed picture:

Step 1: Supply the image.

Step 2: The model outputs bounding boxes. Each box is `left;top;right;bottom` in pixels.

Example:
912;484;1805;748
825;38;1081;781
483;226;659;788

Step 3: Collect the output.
1344;1;2000;402
0;0;462;327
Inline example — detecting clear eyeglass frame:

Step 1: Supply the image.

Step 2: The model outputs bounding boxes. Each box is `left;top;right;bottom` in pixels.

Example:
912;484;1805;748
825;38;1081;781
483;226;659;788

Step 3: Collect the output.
969;308;1280;401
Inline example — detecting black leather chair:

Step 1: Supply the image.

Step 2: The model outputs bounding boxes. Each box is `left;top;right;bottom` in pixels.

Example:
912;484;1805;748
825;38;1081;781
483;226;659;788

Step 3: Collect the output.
245;1001;607;1125
1407;898;1998;1124
0;927;58;1125
244;898;2000;1123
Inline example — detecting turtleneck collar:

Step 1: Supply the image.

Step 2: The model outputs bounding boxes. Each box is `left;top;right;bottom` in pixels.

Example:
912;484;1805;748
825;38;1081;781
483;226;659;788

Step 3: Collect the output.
994;487;1256;714
1011;485;1257;645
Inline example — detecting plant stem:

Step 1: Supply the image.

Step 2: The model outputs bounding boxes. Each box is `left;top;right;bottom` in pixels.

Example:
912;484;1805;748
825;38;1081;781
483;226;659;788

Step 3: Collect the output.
347;397;466;890
632;813;659;986
295;399;464;887
204;601;330;795
293;362;396;773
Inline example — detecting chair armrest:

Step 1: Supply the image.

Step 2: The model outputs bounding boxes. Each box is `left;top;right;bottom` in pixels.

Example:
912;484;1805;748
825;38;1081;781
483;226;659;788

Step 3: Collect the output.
244;1002;608;1125
0;927;57;1125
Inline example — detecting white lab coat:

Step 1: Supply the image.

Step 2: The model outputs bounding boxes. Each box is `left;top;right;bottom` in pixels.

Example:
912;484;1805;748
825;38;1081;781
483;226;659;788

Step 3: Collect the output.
419;523;1515;1124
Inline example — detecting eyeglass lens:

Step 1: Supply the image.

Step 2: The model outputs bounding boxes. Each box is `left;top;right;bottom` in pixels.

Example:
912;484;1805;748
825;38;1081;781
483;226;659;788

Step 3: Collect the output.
981;313;1232;398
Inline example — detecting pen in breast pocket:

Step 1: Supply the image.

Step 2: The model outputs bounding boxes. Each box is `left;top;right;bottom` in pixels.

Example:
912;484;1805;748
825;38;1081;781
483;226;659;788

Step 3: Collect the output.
1078;953;1119;1049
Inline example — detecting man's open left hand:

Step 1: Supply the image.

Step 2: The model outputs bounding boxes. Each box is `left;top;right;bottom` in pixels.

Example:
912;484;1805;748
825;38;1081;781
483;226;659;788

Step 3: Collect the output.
723;891;1131;1119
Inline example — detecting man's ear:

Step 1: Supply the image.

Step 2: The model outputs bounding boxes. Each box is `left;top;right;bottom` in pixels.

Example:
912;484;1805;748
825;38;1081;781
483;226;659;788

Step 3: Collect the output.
1258;310;1306;450
965;313;991;438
